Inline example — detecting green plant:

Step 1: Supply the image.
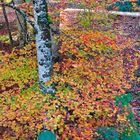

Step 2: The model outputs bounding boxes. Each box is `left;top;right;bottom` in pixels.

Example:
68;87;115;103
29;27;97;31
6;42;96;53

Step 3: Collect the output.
97;127;119;140
115;93;133;107
0;35;10;44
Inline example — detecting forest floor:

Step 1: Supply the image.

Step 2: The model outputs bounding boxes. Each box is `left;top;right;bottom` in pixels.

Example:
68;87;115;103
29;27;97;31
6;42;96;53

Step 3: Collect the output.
0;9;140;138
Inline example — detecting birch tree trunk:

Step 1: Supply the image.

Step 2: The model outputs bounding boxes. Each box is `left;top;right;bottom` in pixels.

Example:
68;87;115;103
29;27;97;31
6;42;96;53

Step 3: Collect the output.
33;0;54;94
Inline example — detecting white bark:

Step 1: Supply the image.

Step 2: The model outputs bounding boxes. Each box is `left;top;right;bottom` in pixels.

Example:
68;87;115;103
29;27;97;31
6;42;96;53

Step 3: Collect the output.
63;8;140;17
33;0;54;94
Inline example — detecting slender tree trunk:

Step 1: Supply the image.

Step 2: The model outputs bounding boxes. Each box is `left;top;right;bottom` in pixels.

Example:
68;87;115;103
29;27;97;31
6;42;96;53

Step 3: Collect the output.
1;0;13;45
14;0;27;47
33;0;54;94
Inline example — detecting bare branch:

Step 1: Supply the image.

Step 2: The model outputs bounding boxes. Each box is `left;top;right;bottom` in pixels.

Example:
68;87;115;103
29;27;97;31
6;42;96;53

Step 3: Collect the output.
0;2;35;28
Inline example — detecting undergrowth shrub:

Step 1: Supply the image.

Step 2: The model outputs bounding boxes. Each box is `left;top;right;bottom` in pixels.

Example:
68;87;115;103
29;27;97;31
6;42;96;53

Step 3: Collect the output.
0;30;139;139
45;30;139;139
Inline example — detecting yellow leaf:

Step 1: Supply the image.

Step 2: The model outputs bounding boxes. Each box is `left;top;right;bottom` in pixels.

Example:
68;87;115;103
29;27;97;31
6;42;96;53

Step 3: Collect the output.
4;0;12;3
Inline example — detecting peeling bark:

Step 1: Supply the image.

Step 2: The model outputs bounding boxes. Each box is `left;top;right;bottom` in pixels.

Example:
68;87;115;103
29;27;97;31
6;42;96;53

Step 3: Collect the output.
33;0;54;94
